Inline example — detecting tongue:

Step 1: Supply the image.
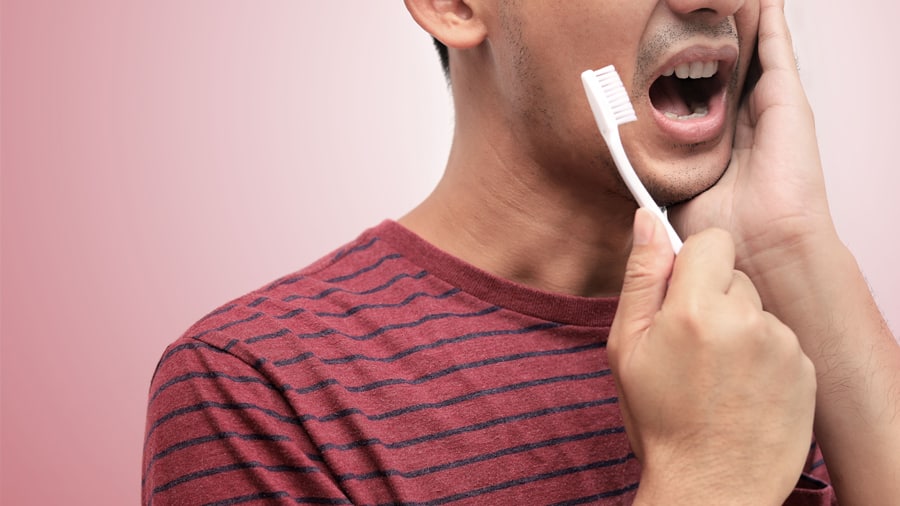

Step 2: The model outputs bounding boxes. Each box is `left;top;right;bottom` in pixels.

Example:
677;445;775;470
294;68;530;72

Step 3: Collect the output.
650;77;692;117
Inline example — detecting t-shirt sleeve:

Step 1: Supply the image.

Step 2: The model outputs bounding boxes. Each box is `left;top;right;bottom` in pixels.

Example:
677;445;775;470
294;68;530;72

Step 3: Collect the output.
142;338;351;506
783;441;838;506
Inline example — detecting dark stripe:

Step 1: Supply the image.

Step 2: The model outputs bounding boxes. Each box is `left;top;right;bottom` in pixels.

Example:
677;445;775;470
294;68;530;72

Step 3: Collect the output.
807;440;824;471
332;236;380;262
315;370;609;424
342;343;602;393
153;342;232;375
202;491;290;506
245;328;292;344
189;312;264;341
272;351;315;367
548;482;641;505
369;453;636;506
149;371;278;404
143;432;294;484
292;499;353;505
317;322;564;366
314;288;461;318
266;274;306;291
199;304;237;322
324;254;402;283
337;428;624;482
282;344;610;400
247;297;269;308
287;378;341;395
141;432;298;487
145;402;306;444
319;398;618;453
282;369;611;416
276;308;306;319
293;306;501;342
203;490;352;506
153;461;321;495
282;271;428;303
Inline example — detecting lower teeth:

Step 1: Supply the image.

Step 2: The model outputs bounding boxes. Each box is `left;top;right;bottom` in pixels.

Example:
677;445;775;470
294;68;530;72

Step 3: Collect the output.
665;104;709;120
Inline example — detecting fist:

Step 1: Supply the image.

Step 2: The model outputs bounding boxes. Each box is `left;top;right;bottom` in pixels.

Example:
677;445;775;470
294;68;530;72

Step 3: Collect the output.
608;209;817;505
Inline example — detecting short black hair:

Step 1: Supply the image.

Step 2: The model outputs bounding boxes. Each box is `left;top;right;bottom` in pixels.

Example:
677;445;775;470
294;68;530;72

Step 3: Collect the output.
432;37;450;79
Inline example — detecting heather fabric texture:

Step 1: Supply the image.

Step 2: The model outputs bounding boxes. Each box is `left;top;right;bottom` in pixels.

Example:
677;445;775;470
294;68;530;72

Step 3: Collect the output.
143;221;836;505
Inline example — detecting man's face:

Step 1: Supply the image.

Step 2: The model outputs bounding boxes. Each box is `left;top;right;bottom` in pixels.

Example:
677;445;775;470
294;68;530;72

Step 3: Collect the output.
487;0;759;206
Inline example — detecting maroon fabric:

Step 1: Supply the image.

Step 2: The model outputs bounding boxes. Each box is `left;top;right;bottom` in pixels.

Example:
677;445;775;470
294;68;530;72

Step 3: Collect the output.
143;220;836;505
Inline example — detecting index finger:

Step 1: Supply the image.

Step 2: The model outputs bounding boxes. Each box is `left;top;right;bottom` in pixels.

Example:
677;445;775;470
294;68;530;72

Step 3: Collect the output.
757;0;799;76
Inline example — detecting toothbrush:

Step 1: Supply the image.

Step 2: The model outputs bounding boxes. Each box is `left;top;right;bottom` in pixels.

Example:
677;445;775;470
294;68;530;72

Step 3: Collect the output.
581;65;683;254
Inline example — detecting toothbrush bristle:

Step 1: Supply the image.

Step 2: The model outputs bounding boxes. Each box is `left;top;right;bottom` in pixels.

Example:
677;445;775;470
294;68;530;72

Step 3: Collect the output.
594;67;636;125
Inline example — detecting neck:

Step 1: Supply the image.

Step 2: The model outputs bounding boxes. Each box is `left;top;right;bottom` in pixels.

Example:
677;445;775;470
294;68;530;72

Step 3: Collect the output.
400;117;637;298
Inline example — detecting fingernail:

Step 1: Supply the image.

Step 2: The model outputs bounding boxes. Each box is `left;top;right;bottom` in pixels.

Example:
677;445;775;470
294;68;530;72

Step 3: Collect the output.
633;209;655;246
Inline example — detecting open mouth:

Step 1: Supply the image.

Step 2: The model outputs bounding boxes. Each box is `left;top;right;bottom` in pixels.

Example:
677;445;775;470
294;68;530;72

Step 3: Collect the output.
644;48;736;146
649;60;726;121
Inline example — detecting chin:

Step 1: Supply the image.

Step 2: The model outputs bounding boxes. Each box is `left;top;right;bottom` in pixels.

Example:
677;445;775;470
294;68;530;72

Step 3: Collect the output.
638;152;731;207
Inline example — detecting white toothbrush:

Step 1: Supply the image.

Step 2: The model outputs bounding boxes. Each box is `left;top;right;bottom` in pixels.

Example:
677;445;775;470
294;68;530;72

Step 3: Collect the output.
581;65;683;254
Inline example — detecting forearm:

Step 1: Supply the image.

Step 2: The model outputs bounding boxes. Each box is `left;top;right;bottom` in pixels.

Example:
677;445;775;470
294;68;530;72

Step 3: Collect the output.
747;236;900;505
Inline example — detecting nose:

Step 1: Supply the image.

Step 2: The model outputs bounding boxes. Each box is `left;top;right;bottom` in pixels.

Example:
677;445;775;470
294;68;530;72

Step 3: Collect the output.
663;0;745;23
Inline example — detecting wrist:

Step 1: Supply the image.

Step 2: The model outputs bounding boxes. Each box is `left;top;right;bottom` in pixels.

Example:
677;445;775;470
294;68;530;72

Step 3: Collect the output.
735;220;844;311
737;225;896;391
735;214;841;281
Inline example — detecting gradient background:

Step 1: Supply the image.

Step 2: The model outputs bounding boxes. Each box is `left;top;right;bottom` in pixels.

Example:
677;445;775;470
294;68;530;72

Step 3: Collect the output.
2;2;897;504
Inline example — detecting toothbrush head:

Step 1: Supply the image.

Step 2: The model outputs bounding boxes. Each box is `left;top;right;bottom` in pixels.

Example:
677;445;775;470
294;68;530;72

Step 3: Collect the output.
581;66;636;138
580;65;684;254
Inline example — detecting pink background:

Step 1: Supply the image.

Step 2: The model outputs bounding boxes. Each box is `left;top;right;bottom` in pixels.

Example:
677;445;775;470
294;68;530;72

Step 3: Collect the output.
2;2;897;504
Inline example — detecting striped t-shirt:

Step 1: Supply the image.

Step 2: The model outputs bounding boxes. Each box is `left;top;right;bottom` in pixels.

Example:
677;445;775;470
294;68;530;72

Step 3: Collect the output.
143;220;835;505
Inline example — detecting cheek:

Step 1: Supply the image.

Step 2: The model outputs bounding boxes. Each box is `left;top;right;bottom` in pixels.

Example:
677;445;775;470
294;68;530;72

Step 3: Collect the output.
515;2;652;72
491;3;670;170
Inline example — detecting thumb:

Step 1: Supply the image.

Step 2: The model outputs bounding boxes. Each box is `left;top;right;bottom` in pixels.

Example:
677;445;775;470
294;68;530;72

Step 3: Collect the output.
612;208;675;340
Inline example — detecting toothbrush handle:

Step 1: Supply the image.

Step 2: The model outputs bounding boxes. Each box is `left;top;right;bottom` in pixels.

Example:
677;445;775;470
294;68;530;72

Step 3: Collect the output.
609;141;684;254
659;208;684;254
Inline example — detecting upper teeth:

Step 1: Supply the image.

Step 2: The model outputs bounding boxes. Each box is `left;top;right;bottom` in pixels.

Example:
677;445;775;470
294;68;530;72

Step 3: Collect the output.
662;61;718;79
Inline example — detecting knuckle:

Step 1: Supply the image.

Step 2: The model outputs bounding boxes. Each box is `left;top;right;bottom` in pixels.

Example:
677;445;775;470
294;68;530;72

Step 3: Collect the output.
761;315;792;349
731;269;754;289
801;354;817;383
742;306;769;337
668;298;705;330
664;300;717;347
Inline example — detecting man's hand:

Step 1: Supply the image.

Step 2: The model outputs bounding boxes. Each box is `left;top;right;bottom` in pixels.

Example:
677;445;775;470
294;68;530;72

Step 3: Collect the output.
671;0;836;273
608;209;817;506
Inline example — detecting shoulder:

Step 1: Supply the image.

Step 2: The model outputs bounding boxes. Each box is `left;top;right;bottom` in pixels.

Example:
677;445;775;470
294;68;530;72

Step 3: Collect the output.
156;221;430;370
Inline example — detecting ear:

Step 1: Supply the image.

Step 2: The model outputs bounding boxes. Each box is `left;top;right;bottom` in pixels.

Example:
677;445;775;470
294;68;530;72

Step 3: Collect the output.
404;0;487;50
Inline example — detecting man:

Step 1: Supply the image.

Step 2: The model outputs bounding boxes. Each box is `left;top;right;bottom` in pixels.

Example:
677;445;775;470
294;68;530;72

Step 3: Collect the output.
143;0;899;504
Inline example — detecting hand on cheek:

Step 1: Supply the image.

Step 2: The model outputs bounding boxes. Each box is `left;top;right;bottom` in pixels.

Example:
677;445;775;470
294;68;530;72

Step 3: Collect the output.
669;0;837;271
608;209;817;505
